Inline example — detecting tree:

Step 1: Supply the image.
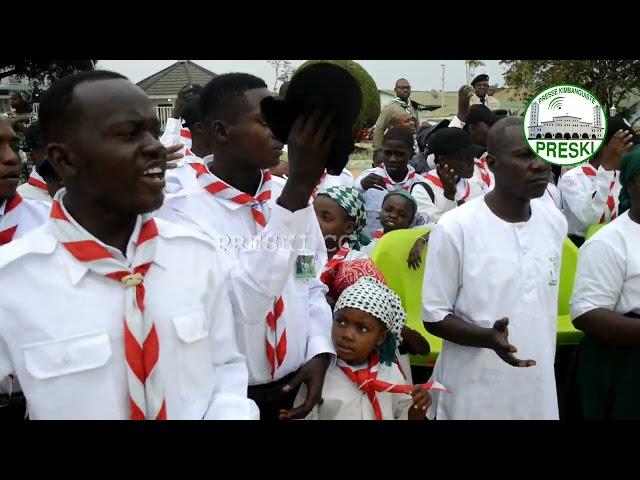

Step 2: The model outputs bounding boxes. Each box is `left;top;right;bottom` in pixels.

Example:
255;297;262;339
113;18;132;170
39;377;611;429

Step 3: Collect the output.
501;60;640;113
295;60;381;131
0;60;96;83
267;60;294;93
465;60;486;85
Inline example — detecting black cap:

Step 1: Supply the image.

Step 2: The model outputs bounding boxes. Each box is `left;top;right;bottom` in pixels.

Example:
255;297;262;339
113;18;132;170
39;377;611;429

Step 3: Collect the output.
181;95;202;129
429;128;477;160
466;104;501;127
260;62;363;175
605;115;638;145
471;74;489;86
178;84;204;101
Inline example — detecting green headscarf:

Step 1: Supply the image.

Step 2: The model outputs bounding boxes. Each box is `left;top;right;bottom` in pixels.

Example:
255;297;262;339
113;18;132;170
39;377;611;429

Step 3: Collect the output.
619;145;640;215
319;186;368;250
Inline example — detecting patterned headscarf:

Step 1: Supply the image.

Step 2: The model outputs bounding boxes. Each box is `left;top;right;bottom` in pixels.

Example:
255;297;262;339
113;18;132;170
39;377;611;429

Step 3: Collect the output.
326;258;386;304
619;145;640;215
335;276;407;365
318;186;368;249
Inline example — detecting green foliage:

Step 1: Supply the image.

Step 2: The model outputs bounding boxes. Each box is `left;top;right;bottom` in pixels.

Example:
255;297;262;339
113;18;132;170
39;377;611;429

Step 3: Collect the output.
296;60;381;130
501;60;640;111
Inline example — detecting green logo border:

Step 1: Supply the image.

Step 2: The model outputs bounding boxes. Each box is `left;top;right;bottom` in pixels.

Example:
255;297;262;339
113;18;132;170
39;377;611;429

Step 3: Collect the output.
522;83;608;168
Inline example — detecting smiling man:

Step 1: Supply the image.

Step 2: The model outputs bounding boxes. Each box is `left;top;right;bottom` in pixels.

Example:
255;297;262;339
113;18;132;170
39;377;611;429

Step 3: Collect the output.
0;71;259;420
422;116;567;419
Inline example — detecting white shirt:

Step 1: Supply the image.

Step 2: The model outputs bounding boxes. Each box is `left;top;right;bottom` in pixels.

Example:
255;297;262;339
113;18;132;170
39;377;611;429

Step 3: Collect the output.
542;182;563;211
318;169;354;190
422;197;567;420
558;163;621;237
0;218;259;420
413;170;485;226
165;153;207;194
355;165;421;239
17;168;51;203
570;211;640;320
297;360;412;420
160;118;190;153
0;196;50;241
156;176;334;386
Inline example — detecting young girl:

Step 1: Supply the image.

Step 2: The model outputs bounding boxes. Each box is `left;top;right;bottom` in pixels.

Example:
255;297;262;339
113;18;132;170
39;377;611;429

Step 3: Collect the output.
287;277;448;420
362;189;417;256
315;186;371;301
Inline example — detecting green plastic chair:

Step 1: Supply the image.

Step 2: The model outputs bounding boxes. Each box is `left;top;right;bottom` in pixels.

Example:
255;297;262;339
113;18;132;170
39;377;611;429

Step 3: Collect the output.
371;231;583;367
585;223;605;241
370;228;442;367
557;237;583;345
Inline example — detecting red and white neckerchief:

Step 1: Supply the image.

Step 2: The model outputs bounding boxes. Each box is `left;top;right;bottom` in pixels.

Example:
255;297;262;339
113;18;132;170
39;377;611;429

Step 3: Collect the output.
198;169;273;228
581;164;618;223
424;172;471;202
475;153;492;189
198;169;286;377
372;229;384;239
179;127;192;150
337;353;450;420
27;168;48;192
380;164;417;191
183;152;209;178
49;196;166;420
324;245;351;273
0;194;23;246
311;170;328;200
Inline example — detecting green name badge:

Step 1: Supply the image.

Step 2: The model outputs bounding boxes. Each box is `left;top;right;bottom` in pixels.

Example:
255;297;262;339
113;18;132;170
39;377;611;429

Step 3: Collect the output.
295;251;316;279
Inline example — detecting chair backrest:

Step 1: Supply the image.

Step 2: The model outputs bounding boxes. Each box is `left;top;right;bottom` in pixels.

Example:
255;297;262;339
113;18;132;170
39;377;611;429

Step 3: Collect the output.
558;237;579;316
585;223;605;241
370;228;429;332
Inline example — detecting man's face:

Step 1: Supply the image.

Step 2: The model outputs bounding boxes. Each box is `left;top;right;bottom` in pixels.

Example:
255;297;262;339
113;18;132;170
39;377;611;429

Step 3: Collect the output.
489;125;551;200
218;88;284;169
469;121;491;147
393;113;415;134
474;81;490;99
382;139;410;179
49;78;167;215
394;80;411;102
0;120;21;201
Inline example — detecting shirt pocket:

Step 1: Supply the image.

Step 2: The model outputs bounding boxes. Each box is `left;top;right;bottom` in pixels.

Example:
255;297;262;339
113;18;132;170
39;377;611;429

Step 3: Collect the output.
23;331;112;380
171;306;214;402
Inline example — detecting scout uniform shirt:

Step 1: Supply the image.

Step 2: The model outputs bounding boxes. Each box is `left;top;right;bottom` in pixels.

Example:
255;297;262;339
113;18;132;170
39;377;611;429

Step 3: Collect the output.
559;163;621;237
0;214;259;420
156;170;334;386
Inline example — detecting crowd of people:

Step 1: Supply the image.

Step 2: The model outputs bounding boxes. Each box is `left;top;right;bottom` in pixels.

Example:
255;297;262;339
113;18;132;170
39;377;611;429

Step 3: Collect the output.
0;66;638;420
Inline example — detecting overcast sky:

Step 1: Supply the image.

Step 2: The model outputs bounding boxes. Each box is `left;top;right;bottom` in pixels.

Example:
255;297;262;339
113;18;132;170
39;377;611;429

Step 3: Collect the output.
96;60;508;92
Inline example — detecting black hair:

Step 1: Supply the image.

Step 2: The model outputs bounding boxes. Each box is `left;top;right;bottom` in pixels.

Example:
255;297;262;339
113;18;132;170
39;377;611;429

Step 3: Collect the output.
181;95;202;129
24;121;46;151
199;73;267;126
395;78;409;87
383;127;414;153
278;81;290;97
38;70;128;144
